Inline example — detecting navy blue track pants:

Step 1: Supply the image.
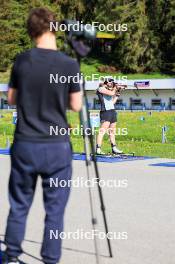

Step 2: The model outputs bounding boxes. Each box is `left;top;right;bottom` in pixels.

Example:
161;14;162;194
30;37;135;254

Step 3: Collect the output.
5;140;72;264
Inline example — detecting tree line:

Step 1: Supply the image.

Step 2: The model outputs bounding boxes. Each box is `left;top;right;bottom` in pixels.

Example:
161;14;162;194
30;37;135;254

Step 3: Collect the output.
0;0;174;74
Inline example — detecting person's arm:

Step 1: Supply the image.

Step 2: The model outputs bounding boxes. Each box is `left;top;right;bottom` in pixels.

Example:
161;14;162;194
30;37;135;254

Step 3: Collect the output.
68;60;82;112
112;83;122;104
113;95;119;105
8;58;18;105
69;91;82;112
98;85;116;96
8;88;17;105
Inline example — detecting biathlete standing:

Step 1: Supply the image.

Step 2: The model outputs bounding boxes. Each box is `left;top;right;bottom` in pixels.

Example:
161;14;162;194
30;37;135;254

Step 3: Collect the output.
96;77;123;155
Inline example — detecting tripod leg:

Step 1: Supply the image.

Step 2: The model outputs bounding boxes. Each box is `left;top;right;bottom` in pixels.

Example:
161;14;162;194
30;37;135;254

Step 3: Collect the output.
90;135;113;258
86;162;100;264
80;98;113;259
78;57;113;259
80;110;100;264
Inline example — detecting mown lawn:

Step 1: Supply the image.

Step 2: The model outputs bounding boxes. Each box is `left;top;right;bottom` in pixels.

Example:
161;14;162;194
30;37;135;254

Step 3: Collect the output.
81;58;175;79
1;57;175;83
67;111;175;158
1;110;174;158
0;111;15;148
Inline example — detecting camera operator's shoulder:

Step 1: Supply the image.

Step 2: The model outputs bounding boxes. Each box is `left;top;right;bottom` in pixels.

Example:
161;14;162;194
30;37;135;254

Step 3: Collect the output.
11;50;32;69
14;50;32;63
56;52;78;67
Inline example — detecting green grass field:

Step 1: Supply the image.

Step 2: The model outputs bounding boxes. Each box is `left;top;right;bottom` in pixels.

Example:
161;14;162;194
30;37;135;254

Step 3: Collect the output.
0;110;175;158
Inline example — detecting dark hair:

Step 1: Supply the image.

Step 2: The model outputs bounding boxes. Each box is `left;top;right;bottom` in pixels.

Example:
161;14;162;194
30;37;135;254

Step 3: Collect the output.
104;77;114;83
27;7;56;39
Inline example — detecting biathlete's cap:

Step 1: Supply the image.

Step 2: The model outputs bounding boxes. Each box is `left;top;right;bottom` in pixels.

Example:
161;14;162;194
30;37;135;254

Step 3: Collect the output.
104;76;114;83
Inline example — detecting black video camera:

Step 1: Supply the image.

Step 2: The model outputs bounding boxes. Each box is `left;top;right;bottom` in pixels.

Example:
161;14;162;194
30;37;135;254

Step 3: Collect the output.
61;20;97;40
61;20;97;57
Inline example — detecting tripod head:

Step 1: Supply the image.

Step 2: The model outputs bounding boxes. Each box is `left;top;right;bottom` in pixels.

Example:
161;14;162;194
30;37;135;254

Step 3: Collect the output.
61;19;97;58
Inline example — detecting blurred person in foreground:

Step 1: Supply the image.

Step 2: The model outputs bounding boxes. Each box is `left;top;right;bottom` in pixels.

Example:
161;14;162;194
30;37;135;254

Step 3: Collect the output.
3;7;82;264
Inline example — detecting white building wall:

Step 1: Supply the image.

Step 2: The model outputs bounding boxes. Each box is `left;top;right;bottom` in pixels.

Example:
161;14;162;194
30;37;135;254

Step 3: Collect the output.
120;90;175;109
87;90;175;110
1;83;175;110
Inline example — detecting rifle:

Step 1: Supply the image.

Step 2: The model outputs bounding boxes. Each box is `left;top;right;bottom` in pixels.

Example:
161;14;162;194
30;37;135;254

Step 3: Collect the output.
99;82;138;96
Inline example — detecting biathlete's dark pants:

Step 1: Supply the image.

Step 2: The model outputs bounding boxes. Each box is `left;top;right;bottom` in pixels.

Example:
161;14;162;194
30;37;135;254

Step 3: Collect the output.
100;109;117;123
5;140;72;264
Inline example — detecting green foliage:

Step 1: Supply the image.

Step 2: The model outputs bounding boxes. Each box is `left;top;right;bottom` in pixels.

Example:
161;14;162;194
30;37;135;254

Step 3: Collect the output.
0;1;25;71
0;0;61;71
91;0;174;73
161;0;175;72
96;0;162;73
0;0;174;73
53;0;85;20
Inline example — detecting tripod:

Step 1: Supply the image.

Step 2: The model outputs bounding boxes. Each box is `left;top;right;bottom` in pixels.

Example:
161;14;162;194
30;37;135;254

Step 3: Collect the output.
67;37;113;264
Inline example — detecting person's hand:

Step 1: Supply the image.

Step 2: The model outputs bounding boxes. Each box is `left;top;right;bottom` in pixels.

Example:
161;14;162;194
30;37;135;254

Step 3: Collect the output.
115;84;127;96
115;91;121;97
